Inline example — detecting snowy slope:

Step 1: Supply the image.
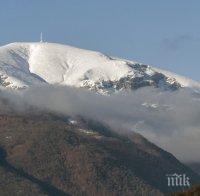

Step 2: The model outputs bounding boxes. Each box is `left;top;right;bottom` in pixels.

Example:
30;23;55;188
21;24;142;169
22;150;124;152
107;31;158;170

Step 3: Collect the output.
0;42;199;93
152;67;200;88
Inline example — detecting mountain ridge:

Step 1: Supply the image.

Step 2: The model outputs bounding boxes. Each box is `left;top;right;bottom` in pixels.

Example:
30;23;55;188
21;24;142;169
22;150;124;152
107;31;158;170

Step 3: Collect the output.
0;42;199;93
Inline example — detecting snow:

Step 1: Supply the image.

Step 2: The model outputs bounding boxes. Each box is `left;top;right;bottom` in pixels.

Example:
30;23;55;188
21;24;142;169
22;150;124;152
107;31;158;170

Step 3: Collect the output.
142;102;158;109
68;119;77;125
0;43;45;88
152;67;200;88
0;42;199;91
0;42;134;88
28;42;136;86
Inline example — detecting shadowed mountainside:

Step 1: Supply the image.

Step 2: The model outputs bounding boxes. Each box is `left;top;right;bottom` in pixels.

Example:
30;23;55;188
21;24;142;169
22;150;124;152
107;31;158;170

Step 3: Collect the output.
0;97;199;195
0;110;199;195
171;185;200;196
186;163;200;175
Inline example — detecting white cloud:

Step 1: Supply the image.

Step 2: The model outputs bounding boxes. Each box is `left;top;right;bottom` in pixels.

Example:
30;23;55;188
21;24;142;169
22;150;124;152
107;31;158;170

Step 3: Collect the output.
1;85;200;162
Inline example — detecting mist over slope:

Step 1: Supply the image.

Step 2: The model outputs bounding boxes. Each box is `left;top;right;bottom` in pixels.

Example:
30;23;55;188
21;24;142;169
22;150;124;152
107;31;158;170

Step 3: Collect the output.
0;88;199;195
0;42;199;93
1;85;200;162
0;42;199;163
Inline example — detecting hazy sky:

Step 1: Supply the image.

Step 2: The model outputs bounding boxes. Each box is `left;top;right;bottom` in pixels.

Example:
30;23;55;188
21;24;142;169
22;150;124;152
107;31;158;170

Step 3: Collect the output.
0;0;200;81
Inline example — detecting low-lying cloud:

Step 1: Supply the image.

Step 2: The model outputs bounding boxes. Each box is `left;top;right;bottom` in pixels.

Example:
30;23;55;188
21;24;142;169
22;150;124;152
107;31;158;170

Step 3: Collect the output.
1;85;200;162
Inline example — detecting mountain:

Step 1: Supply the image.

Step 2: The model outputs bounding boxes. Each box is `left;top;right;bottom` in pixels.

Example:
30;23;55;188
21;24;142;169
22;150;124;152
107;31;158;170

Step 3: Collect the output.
0;42;199;93
0;98;199;196
172;185;200;196
0;42;200;195
186;163;200;175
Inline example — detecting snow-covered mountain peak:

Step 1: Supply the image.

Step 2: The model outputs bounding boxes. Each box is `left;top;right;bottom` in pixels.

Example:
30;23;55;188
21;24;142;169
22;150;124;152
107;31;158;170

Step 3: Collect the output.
0;42;199;93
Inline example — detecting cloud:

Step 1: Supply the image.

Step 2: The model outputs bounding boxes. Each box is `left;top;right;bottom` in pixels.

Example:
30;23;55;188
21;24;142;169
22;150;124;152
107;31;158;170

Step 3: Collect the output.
1;85;200;162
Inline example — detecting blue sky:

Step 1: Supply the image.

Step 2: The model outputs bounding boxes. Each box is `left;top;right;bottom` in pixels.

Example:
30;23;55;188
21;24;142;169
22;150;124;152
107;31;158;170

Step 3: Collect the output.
0;0;200;81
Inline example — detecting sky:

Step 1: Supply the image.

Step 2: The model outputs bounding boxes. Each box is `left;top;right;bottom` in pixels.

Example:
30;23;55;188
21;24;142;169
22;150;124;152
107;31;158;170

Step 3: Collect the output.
0;0;200;81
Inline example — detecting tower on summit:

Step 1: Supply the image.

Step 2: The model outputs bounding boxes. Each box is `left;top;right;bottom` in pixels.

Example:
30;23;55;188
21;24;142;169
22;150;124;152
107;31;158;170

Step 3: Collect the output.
40;32;43;42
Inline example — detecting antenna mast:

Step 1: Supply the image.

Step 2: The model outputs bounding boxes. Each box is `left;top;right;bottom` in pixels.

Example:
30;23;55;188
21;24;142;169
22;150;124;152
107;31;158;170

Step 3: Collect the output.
40;32;43;42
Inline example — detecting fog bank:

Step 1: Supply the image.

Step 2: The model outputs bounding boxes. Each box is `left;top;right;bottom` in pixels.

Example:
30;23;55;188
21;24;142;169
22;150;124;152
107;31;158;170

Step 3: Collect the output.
1;85;200;162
